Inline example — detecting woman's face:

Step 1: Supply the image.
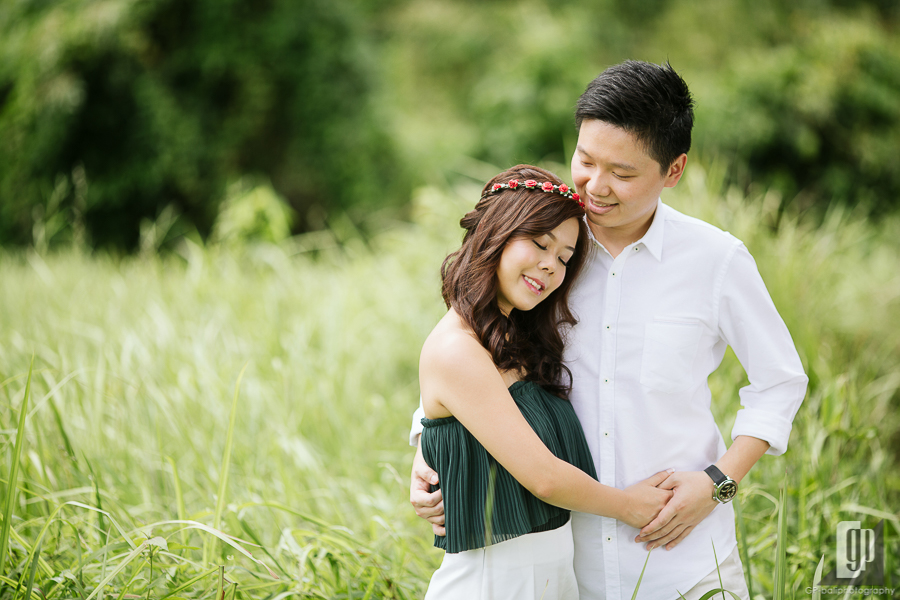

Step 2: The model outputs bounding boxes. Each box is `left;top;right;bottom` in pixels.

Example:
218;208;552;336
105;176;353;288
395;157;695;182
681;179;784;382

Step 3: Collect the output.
496;217;580;316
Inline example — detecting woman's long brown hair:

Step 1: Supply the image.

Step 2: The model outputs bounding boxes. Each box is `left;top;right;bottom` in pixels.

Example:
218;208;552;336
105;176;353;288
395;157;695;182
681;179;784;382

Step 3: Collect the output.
441;165;590;398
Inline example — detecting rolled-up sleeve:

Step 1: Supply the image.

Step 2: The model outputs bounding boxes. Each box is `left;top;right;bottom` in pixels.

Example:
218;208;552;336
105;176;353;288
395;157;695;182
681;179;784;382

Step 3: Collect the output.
717;243;808;455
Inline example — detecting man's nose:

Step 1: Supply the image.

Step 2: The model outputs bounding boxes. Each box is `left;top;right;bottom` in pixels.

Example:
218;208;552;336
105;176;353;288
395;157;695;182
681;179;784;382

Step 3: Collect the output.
585;172;611;197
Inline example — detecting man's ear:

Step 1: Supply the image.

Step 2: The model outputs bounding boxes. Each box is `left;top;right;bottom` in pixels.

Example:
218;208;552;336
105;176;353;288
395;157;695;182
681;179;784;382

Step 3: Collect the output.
663;154;687;188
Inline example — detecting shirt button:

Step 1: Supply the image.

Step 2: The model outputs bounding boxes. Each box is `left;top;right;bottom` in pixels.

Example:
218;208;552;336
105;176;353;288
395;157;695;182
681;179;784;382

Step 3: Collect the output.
611;272;616;276
634;247;640;252
605;325;611;330
603;378;609;383
603;431;610;437
606;537;612;542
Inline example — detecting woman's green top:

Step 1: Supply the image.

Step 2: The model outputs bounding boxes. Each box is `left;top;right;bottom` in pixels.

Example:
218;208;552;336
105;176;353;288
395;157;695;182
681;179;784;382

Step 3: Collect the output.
420;380;598;554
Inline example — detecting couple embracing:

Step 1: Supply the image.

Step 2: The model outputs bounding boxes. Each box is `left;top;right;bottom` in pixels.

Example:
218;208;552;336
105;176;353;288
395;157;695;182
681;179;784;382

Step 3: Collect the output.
407;60;807;600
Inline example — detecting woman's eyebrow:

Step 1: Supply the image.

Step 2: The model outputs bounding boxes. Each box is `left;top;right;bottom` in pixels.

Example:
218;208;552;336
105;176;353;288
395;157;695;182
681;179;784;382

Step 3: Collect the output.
545;232;576;253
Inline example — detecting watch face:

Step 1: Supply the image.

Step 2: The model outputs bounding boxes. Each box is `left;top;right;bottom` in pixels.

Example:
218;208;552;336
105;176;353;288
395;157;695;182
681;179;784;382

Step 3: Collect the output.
718;481;738;502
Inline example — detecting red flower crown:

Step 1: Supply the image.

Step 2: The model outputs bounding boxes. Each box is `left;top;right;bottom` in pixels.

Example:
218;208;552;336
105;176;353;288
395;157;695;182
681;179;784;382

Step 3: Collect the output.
483;179;584;209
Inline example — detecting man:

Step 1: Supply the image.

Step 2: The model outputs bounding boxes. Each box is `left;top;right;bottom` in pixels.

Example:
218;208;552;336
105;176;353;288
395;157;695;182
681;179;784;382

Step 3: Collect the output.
410;60;807;599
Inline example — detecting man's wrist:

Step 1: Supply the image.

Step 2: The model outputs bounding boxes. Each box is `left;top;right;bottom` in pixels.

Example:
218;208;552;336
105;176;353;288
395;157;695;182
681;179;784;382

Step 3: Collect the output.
704;465;738;503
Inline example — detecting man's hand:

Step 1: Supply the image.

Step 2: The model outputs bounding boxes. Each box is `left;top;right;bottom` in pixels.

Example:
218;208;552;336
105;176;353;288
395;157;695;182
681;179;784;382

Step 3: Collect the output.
634;470;717;550
410;438;445;536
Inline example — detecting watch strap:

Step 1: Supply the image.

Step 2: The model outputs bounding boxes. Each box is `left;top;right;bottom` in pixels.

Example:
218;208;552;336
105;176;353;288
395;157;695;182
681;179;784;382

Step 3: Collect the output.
704;464;727;485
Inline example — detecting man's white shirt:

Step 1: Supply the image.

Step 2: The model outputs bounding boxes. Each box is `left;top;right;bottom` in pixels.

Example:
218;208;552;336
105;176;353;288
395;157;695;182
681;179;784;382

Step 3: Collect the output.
410;200;807;599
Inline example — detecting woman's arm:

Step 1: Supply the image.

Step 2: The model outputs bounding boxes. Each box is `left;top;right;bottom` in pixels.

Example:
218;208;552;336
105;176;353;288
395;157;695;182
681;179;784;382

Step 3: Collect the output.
420;331;671;528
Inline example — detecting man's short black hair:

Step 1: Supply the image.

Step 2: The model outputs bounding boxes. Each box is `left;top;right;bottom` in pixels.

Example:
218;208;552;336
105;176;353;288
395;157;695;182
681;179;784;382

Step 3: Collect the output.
575;60;695;173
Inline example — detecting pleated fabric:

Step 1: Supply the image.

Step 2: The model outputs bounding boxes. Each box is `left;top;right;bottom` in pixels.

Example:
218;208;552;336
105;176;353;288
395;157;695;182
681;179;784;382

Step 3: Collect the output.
420;380;597;554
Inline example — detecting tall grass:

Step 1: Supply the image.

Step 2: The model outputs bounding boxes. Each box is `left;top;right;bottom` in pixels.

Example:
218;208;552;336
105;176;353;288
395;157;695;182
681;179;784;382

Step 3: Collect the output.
0;163;898;597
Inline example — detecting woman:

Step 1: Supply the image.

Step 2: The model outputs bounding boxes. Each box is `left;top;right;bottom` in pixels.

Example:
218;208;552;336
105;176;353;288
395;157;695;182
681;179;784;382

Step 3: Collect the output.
417;165;672;599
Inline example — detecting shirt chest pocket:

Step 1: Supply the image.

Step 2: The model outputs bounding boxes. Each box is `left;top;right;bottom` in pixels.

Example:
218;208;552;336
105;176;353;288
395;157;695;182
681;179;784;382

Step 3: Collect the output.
640;320;703;393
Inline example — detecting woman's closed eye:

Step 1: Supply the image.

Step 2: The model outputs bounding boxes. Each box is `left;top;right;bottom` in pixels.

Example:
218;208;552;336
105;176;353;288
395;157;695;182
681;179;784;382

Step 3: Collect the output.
534;240;570;267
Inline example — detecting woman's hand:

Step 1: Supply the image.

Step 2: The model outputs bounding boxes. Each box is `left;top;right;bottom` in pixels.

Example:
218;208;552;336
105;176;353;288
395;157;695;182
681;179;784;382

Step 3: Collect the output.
634;469;717;550
616;469;674;529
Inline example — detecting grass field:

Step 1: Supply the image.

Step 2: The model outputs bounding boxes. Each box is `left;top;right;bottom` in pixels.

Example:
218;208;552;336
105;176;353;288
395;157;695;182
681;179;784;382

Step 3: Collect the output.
1;163;899;598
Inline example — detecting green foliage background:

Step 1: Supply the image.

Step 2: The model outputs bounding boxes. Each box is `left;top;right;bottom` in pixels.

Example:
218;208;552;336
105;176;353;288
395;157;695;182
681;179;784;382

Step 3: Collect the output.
1;166;898;596
1;0;899;250
1;0;899;596
0;0;405;249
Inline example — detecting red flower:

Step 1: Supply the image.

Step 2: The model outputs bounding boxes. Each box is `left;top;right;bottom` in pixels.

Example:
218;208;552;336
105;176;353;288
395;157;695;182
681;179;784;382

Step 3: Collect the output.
492;183;502;192
508;179;519;189
559;184;569;194
542;182;554;192
572;193;580;201
524;179;538;188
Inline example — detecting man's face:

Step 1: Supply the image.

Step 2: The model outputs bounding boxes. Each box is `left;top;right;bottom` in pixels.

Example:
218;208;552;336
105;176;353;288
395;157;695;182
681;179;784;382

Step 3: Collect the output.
571;119;685;246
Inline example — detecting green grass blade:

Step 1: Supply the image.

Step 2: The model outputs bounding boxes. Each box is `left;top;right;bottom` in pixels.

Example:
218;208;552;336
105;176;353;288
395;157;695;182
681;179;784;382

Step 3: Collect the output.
114;558;150;600
84;540;151;600
157;519;277;578
361;567;378;600
774;472;789;600
217;565;225;600
158;566;218;600
166;456;188;548
204;362;249;566
695;590;743;600
0;356;34;575
238;516;288;577
23;535;43;600
629;549;652;600
733;494;754;600
812;555;824;600
99;526;111;595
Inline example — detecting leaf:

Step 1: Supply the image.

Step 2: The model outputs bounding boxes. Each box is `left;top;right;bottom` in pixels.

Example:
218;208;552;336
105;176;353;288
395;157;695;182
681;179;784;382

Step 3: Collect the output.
147;537;169;551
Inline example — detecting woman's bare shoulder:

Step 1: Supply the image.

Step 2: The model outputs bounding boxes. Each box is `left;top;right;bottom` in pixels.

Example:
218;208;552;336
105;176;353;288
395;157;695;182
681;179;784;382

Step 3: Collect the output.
420;310;488;376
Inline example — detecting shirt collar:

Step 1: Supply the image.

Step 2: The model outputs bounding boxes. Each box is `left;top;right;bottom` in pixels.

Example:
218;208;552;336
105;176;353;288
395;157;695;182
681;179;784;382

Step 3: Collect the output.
638;199;666;261
583;198;666;261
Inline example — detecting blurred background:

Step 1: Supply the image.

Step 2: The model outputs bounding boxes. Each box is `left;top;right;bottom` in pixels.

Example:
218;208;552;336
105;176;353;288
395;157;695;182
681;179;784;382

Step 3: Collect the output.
1;1;899;597
2;0;899;252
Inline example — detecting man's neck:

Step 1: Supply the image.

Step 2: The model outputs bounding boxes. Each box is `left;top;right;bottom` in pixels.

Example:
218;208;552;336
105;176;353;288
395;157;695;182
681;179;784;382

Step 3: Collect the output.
588;219;653;258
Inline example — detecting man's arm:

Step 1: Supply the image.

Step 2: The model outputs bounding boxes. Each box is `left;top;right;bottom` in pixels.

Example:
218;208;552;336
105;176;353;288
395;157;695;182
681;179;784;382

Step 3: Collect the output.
635;436;769;549
637;243;807;550
410;434;445;536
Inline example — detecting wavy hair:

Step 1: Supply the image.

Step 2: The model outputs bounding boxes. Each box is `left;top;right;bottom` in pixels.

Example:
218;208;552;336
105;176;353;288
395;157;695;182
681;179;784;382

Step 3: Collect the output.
441;164;590;398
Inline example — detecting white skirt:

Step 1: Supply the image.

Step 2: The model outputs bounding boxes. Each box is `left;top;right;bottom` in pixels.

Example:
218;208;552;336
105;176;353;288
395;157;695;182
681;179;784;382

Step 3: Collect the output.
424;519;579;600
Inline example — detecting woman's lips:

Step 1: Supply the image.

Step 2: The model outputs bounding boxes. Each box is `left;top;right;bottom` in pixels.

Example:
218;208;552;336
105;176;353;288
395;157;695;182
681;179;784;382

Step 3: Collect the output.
523;275;545;295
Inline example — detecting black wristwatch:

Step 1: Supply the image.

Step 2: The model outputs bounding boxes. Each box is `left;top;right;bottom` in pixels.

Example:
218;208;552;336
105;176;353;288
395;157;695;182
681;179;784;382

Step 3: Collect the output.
704;465;738;504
